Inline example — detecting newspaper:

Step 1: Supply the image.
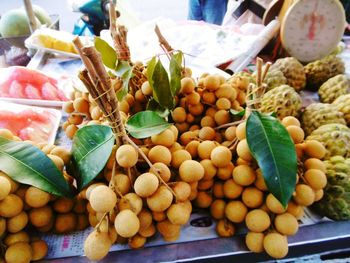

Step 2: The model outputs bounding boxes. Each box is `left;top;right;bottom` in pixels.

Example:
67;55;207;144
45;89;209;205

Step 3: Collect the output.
41;208;330;259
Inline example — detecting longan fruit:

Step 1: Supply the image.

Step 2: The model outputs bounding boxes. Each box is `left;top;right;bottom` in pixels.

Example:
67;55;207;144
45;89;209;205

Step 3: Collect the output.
236;122;246;140
157;219;181;239
225;201;248;223
223;179;243;199
314;189;324;202
53;197;75;213
152;211;166;222
200;159;217;181
90;106;103;120
304;169;327;190
148;145;172;165
263;233;288;259
195;191;212;208
213;181;225;198
115;209;140;238
24;186;50;208
31;240;48;261
5;242;32;263
204;75;220;91
242;187;264;208
7;211;28;233
5;231;30;246
266;194;287;214
286;201;303;219
134;173;159;198
0;172;18;193
198;179;214;190
201;115;216;128
282;116;300;127
293;184;315;206
304;158;326;173
179;160;205;182
86;183;104;200
181;77;195;94
188;103;204;116
0;217;5;236
138;209;153;232
116;144;138;168
135;89;147;102
206;107;217;118
215;84;236;99
88;213;99;227
216;219;235;237
214;110;230;125
210;146;232;168
113;173;131;195
224;126;237;141
171;182;191;202
171;149;192;168
90;185;117;213
118;193;143;215
254;169;268;191
167;202;191;225
172;107;187;123
217;162;234;180
119;100;130;113
50;146;71;164
0;128;14;140
198;126;216;141
129;234;146;249
232;165;256;186
84;230;112;261
185;141;200;158
187;91;201;105
216;97;231;110
141;81;152;96
68;113;83;125
147;186;173;212
150;162;171;183
139;223;156;238
198;140;217;160
73;97;89;113
76;214;89;231
304;140;326;159
245;209;271;232
0;176;11;200
210;199;226;220
274;212;299;236
54;213;77;234
236;139;253;162
287;125;304;144
65;124;78;139
0;194;23;218
108;226;118;244
151;129;176;147
47;154;65;172
245;232;264;253
202;91;216;104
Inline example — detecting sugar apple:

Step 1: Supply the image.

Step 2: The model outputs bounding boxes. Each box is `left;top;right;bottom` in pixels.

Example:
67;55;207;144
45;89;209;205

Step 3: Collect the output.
304;55;345;91
301;103;346;135
270;57;306;91
312;156;350;220
260;84;302;119
306;124;350;159
318;74;350;103
333;94;350;125
263;69;287;91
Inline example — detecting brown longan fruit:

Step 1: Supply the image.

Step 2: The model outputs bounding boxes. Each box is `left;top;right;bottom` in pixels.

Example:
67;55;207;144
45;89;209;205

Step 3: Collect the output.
223;179;243;199
216;97;231;110
181;77;195;94
85;183;104;201
157;219;181;240
224;126;237;141
73;97;89;113
185;141;200;158
198;126;216;141
293;184;315;206
236;122;246;140
0;172;19;193
25;186;50;208
214;110;230;125
179;160;205;182
76;214;89;231
210;199;226;220
187;91;201;105
88;213;98;227
62;101;74;113
314;189;324;202
202;91;216;104
282;116;300;127
304;140;326;159
217;162;234;180
47;154;65;172
0;194;23;218
29;205;53;228
200;159;217;181
171;181;191;202
225;201;248;223
198;140;217;160
53;197;75;213
304;169;327;190
54;213;77;234
274;212;299;236
7;211;28;233
65;124;78;139
50;146;71;164
245;209;271;232
215;84;236;99
5;242;32;263
210;146;232;168
139;223;156;238
114;209;140;238
129;234;147;249
236;139;253;162
195;191;212;208
150;162;171;183
286;201;303;219
118;193;143;215
116;144;138;168
119;100;130;113
304;158;326;173
135;89;147;103
242;187;264;208
171;149;192;168
141;81;152;96
188;103;204;116
245;232;264;253
151;129;175;147
0;176;11;201
213;181;225;198
89;185;117;213
113;173;131;195
266;194;287;214
232;165;256;186
204;75;220;91
147;186;173;212
138;209;153;232
4;231;30;246
205;107;217;118
201;115;216;128
198;179;214;190
254;169;268;191
84;230;112;261
90;106;103;120
167;202;191;225
68;114;83;125
0;217;5;236
172;107;187;123
31;240;48;261
287;125;304;144
216;219;235;237
134;172;159;198
263;233;288;259
152;211;166;222
148;145;172;165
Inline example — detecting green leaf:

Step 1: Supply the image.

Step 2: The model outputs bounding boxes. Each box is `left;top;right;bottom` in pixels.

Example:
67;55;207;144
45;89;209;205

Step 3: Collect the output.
230;109;246;117
71;125;115;190
125;111;171;139
0;137;74;197
152;60;175;109
94;37;117;69
146;57;157;100
169;52;182;96
114;61;133;101
146;99;170;118
246;111;297;207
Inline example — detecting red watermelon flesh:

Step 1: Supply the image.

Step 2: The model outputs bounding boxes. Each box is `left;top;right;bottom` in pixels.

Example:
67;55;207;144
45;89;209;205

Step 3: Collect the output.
8;80;25;98
24;84;42;99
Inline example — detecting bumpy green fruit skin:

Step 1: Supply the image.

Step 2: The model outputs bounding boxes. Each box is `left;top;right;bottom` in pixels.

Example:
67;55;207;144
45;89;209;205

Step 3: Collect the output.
263;69;287;91
306;124;350;159
313;156;350;220
318;74;350;103
260;85;302;119
301;103;346;135
333;94;350;125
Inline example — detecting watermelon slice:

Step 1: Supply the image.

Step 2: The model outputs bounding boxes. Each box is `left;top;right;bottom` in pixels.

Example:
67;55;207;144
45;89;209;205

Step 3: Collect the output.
8;80;25;98
24;84;42;99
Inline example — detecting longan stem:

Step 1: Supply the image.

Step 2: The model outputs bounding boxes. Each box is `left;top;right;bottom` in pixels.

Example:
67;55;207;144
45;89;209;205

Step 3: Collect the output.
155;24;173;53
214;120;245;130
95;212;108;232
